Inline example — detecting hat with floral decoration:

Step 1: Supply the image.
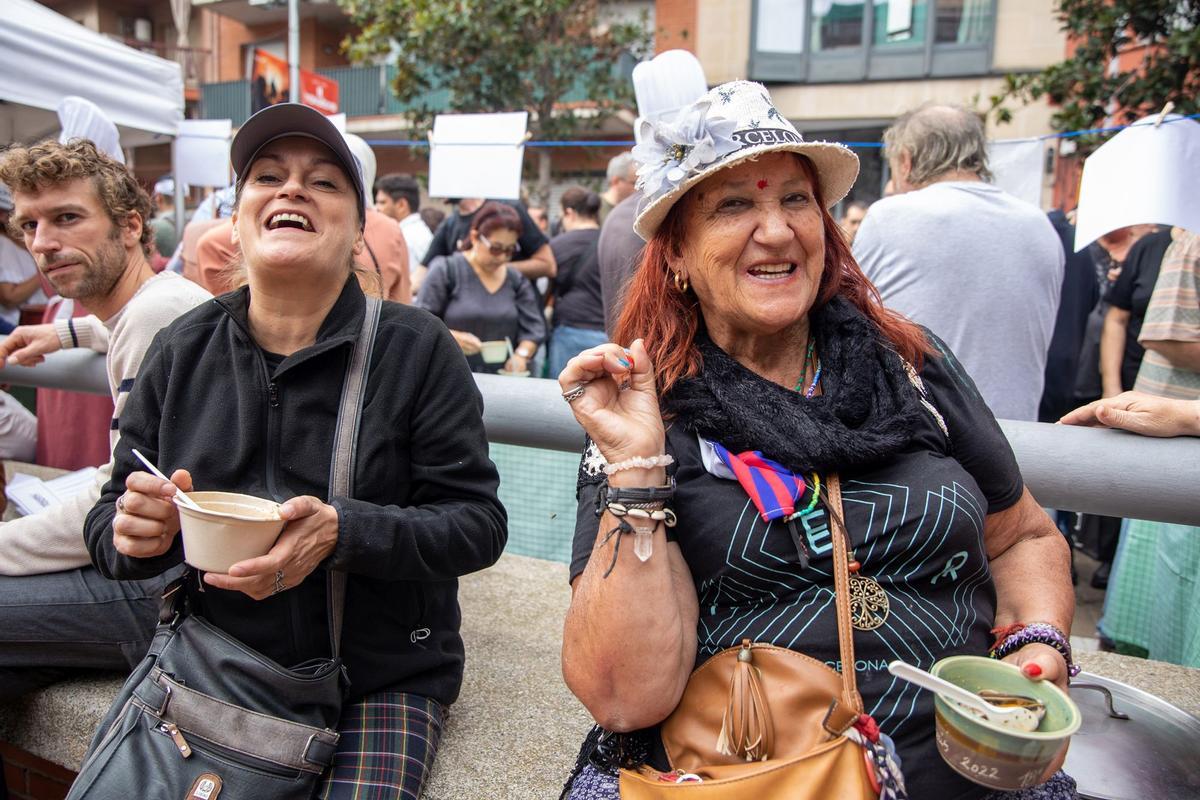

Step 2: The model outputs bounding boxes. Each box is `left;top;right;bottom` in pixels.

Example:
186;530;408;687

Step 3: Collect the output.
631;80;859;240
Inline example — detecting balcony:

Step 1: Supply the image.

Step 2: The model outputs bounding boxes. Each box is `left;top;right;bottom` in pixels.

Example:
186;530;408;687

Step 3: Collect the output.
200;64;451;127
116;37;213;90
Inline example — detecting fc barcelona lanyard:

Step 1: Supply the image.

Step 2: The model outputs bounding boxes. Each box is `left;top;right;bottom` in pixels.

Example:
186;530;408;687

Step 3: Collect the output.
708;441;822;569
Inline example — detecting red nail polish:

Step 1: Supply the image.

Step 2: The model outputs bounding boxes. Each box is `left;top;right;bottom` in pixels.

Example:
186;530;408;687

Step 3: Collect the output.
1023;663;1042;678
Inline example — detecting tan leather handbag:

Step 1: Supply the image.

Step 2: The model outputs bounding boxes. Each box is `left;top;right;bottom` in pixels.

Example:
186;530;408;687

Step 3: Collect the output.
619;476;881;798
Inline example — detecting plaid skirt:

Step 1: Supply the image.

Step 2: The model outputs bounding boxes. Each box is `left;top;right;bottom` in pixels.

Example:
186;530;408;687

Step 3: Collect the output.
316;691;446;800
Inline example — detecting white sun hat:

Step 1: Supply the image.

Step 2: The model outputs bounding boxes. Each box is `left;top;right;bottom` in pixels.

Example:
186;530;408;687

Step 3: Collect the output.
632;80;859;240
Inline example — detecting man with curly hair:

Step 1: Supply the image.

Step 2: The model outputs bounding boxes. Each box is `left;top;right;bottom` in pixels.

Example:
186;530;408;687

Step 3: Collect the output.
0;139;210;700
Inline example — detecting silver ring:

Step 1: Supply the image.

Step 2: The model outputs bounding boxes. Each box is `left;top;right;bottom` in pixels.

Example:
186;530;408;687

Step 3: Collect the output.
116;494;127;514
561;384;587;403
272;569;287;595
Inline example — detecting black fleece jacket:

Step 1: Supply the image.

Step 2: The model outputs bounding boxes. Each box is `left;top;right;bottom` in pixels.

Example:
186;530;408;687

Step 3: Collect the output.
85;277;507;705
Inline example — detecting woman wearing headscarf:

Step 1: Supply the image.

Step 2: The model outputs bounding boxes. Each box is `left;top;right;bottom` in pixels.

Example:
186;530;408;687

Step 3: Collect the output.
85;104;507;798
558;82;1077;800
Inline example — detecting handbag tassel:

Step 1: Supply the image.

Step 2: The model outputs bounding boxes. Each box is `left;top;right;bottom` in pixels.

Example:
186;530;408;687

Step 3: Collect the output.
715;641;775;761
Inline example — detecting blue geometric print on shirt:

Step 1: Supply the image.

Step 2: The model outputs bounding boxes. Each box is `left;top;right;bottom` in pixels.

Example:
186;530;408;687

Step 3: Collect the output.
696;478;990;745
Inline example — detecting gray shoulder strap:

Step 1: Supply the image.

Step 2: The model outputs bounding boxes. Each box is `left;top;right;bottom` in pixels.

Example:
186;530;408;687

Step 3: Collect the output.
326;294;383;658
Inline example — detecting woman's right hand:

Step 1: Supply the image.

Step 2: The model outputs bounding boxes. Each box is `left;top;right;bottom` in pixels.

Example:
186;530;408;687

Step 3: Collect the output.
112;469;193;559
558;338;666;465
450;329;482;355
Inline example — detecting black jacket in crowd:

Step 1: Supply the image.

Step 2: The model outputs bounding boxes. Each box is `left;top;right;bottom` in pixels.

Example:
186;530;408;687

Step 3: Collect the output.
85;277;508;705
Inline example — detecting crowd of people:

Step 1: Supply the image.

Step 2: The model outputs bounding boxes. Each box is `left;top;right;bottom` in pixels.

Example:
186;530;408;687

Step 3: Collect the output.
0;75;1194;800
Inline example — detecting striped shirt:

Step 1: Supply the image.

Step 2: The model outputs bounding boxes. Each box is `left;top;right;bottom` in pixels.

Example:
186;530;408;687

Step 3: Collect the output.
1135;230;1200;400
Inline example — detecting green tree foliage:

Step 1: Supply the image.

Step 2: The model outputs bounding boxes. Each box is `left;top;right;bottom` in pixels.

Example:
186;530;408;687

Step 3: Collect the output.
990;0;1199;148
338;0;652;200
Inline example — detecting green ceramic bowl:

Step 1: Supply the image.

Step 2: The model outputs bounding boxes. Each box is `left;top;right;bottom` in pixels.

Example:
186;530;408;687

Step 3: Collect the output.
931;655;1081;791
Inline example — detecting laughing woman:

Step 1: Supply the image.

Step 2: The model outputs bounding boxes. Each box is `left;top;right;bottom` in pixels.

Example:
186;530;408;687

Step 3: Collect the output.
558;82;1077;800
85;104;507;799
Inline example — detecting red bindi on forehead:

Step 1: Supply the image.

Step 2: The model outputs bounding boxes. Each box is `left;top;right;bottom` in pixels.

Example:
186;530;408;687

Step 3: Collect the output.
757;179;769;190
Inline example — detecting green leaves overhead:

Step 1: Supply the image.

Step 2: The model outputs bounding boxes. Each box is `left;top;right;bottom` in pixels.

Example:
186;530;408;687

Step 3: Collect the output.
338;0;653;142
989;0;1199;153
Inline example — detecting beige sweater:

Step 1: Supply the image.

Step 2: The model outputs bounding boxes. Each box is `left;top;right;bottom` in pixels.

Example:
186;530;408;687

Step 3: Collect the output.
0;272;212;575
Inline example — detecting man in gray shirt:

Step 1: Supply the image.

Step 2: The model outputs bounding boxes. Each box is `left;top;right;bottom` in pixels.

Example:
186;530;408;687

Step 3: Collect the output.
597;190;643;337
854;104;1064;421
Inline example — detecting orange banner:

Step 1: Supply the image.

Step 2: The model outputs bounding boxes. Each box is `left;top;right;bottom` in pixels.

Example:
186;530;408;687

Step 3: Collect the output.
250;49;339;115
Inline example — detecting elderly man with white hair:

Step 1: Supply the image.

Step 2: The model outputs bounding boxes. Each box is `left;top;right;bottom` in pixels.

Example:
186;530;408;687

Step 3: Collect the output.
853;104;1064;421
600;151;638;225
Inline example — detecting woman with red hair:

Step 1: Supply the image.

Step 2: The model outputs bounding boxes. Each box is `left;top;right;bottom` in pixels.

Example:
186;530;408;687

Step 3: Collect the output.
558;82;1077;800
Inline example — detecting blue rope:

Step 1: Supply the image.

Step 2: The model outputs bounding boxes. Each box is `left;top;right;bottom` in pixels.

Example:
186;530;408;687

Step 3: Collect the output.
362;112;1200;149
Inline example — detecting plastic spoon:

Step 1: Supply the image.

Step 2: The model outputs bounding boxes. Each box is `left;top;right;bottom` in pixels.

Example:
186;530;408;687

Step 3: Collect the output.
131;449;204;512
887;660;1043;732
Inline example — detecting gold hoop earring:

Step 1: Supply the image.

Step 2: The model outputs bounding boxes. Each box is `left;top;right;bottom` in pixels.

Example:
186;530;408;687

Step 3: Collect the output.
673;271;689;293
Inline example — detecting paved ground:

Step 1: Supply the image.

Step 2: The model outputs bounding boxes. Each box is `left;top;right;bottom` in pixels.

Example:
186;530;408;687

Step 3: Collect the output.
425;555;591;799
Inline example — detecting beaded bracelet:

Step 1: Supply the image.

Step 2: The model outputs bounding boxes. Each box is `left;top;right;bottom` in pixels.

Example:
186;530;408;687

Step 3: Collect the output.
602;454;675;475
989;622;1081;678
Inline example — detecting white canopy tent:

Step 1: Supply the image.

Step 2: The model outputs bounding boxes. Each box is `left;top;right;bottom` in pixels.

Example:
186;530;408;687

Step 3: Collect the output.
0;0;184;148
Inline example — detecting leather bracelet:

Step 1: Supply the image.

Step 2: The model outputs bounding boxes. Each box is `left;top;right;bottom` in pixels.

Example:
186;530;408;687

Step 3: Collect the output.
596;477;677;517
988;622;1081;678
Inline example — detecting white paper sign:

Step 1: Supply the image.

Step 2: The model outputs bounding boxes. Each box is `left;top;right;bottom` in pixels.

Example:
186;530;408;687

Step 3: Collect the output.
5;467;97;517
1074;114;1200;251
428;112;528;200
175;118;233;188
325;112;346;133
988;139;1045;209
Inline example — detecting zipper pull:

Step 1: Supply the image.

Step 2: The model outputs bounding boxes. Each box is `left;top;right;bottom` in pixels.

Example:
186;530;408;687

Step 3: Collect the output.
159;722;193;758
268;381;279;407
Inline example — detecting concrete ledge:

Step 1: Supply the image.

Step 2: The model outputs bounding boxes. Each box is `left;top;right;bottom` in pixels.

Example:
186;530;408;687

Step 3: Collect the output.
2;553;1197;798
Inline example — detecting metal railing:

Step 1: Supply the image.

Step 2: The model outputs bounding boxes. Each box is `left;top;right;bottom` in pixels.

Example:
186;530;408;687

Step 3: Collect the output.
2;354;1197;525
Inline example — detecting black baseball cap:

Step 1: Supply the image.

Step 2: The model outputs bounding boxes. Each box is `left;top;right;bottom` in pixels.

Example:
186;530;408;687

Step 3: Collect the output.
230;103;365;227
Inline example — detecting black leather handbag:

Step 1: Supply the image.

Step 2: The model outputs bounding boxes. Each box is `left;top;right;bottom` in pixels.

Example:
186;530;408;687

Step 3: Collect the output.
66;295;382;800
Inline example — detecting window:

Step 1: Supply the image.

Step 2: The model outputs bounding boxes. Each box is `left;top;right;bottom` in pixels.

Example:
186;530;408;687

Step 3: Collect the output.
935;0;992;44
812;0;865;52
872;0;928;47
757;0;807;54
750;0;995;83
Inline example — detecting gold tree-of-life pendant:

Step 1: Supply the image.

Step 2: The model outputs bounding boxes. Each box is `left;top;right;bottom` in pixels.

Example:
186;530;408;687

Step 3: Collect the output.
849;574;889;631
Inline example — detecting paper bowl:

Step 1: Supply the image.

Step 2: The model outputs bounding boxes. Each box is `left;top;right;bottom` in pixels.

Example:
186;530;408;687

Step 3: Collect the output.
479;340;509;364
175;491;285;573
932;655;1081;791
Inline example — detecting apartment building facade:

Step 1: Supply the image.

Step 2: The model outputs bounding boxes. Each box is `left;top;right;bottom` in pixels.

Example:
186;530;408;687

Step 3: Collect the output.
658;0;1067;207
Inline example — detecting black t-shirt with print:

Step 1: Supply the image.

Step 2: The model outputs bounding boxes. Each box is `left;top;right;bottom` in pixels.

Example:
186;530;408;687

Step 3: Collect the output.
571;336;1023;800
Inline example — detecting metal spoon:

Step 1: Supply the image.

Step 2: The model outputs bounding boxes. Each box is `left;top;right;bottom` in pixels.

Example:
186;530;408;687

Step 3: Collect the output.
131;449;204;512
888;660;1044;732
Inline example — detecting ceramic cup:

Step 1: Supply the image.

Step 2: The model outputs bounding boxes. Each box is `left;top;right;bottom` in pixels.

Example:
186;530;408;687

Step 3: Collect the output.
479;340;509;364
175;491;285;573
932;655;1081;791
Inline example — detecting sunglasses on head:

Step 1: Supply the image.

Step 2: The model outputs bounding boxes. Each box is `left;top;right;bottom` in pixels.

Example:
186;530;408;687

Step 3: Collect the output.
478;232;519;257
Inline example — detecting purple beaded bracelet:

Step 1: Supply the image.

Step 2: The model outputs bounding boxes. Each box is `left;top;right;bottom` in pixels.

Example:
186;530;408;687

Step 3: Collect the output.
989;622;1082;678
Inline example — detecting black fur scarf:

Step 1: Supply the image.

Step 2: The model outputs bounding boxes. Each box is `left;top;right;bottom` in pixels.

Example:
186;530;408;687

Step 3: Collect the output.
661;296;926;474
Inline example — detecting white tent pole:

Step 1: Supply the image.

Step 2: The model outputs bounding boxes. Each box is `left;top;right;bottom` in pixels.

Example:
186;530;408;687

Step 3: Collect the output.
172;137;185;245
287;0;299;104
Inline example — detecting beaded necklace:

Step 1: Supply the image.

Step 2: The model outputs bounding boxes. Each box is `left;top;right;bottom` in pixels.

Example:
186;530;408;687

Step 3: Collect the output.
793;338;889;629
791;339;822;516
